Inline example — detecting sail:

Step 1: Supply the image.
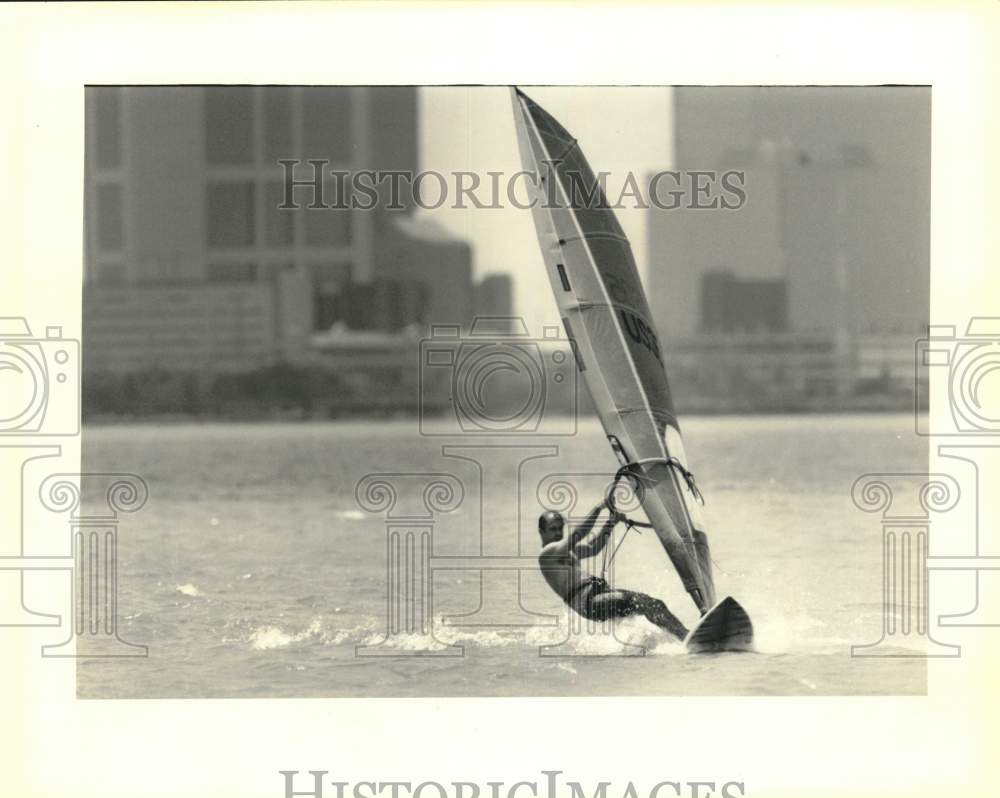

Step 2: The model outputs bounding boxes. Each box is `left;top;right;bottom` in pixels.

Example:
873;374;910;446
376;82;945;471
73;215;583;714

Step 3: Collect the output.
511;88;716;613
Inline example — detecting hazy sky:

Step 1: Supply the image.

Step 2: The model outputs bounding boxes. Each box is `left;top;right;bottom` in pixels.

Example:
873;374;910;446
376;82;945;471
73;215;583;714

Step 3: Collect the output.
418;86;674;330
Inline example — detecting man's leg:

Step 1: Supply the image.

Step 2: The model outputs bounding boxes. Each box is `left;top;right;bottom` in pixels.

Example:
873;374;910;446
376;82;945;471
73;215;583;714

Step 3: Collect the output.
587;588;688;640
634;594;689;640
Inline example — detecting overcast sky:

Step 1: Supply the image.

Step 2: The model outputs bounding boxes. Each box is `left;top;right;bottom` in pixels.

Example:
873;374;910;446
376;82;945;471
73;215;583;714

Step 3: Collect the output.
418;86;674;331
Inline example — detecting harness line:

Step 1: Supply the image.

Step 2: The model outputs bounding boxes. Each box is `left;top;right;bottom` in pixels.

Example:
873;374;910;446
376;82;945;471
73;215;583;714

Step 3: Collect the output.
597;456;707;578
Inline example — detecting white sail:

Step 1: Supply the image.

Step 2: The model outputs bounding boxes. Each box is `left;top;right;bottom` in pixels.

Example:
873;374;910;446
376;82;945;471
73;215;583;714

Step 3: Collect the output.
511;87;716;613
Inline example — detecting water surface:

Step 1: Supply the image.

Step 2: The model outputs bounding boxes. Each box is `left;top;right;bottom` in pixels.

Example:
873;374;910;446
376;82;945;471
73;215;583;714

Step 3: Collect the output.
78;414;926;697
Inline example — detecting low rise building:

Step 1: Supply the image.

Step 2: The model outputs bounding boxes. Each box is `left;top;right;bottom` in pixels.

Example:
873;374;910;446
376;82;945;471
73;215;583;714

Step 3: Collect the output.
83;266;313;373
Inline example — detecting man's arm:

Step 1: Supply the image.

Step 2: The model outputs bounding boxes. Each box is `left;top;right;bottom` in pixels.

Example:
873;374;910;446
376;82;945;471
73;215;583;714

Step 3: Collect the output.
567;503;603;547
573;513;618;559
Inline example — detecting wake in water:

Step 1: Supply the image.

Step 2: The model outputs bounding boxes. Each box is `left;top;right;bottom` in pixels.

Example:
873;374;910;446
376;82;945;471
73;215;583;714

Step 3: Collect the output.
225;604;923;660
236;613;688;656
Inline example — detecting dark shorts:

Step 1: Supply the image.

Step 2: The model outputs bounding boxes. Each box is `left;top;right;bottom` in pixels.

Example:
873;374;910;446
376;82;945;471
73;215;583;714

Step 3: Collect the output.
569;576;689;639
570;576;620;621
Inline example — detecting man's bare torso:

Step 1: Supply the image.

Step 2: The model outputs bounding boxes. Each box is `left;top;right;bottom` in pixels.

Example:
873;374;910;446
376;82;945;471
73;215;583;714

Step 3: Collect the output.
538;542;592;602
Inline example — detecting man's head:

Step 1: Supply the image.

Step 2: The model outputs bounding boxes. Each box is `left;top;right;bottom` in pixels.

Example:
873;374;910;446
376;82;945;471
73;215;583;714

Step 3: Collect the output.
537;510;565;545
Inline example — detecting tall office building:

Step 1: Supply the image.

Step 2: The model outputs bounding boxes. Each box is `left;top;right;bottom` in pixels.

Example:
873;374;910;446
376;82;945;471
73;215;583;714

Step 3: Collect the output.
83;86;478;372
648;87;930;340
85;86;431;285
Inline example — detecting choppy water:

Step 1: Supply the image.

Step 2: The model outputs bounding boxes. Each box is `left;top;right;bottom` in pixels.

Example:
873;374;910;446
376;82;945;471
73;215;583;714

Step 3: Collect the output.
78;414;926;697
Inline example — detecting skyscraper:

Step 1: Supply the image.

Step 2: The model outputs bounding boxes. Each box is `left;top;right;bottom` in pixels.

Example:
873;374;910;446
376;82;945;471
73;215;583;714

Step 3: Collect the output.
87;86;378;285
84;86;475;330
648;86;930;340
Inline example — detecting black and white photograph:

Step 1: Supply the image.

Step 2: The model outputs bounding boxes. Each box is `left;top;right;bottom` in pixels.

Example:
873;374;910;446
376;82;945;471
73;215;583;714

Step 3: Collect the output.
72;84;933;698
3;4;998;798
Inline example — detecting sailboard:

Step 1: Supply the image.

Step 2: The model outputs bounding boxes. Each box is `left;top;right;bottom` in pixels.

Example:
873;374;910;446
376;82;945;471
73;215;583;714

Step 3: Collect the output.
511;87;753;651
684;596;755;653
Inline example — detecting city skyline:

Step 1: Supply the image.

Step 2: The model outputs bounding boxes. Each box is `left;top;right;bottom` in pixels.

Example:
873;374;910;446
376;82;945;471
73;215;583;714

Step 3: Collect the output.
85;85;676;334
93;84;932;339
81;85;932;415
82;86;506;377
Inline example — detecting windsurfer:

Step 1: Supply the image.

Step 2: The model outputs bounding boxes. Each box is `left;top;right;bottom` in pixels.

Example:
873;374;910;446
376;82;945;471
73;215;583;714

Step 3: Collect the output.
537;507;689;640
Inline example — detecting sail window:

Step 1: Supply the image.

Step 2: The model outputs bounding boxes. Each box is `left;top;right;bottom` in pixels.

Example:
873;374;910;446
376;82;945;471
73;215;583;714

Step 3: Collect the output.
556;264;571;291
